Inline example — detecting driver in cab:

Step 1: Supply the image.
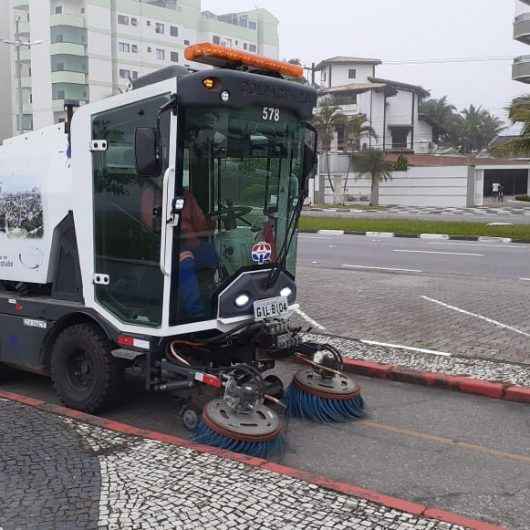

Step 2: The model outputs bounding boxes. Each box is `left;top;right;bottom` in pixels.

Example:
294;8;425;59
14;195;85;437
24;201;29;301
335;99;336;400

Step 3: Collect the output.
178;191;218;319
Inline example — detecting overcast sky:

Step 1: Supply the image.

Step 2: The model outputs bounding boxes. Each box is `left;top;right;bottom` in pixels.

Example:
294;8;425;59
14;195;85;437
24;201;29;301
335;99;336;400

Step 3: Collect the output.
204;0;529;124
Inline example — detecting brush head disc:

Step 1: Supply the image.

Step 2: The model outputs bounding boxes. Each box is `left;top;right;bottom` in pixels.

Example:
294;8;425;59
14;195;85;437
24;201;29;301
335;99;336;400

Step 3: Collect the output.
202;399;282;443
292;368;362;400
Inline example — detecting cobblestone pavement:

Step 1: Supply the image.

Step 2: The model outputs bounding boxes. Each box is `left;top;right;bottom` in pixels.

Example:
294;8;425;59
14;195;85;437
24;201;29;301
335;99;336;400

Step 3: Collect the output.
306;205;530;217
302;333;530;387
296;266;530;364
0;399;469;530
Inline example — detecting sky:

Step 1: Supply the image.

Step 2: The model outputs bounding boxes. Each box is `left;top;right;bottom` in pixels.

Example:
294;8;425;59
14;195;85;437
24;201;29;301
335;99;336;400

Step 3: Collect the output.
203;0;529;124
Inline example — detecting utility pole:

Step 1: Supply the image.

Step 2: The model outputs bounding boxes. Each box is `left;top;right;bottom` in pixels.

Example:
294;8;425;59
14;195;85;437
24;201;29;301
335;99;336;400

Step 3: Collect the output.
1;16;43;134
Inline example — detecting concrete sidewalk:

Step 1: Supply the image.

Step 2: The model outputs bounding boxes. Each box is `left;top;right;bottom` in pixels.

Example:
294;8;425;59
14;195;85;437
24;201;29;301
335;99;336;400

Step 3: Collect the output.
303;205;530;224
0;396;483;530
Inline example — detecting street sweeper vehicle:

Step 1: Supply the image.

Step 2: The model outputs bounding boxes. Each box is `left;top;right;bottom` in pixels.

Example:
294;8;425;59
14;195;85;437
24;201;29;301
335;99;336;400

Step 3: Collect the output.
0;44;364;456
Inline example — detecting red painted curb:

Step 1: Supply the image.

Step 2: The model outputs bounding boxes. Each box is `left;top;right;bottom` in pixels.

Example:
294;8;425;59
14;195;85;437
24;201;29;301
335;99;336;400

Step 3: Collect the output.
505;385;530;404
0;389;507;530
341;358;530;405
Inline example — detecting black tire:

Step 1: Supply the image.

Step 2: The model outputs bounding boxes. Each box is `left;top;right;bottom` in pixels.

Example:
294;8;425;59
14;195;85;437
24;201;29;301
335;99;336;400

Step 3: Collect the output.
50;324;122;413
0;363;16;382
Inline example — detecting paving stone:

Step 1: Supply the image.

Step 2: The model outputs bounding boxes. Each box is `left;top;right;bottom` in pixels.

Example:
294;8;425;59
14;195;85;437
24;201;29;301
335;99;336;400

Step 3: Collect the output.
0;399;468;530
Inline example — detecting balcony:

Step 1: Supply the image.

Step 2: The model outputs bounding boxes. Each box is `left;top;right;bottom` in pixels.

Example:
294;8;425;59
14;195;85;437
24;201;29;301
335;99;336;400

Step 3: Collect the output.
513;55;530;83
50;14;86;29
514;13;530;44
50;42;86;56
51;71;87;84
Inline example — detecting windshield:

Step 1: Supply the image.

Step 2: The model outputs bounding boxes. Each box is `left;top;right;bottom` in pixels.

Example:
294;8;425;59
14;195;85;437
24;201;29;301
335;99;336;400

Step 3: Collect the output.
172;106;306;322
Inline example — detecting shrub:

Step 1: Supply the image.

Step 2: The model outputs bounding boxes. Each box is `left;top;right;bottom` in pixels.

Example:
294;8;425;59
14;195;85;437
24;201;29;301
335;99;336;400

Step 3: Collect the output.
515;195;530;202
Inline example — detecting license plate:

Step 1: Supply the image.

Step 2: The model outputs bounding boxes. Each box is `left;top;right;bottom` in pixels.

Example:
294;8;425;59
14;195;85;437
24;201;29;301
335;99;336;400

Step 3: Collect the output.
253;296;289;321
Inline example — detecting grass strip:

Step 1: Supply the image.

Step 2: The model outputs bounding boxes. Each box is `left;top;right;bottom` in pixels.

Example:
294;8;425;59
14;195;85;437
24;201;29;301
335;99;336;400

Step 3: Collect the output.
299;216;530;240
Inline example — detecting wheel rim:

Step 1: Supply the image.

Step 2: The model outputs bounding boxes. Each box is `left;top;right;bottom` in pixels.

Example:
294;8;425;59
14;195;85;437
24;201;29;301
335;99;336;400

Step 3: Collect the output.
66;349;95;391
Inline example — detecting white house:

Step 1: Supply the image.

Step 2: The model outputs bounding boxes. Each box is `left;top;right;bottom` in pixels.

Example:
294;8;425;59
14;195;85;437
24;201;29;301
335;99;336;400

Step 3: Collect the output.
315;56;434;154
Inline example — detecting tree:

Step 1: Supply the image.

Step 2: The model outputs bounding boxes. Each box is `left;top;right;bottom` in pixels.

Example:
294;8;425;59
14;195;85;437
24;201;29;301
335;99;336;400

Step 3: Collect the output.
455;105;504;153
352;150;394;207
492;95;530;157
344;113;377;152
312;99;347;192
420;96;457;145
342;114;378;197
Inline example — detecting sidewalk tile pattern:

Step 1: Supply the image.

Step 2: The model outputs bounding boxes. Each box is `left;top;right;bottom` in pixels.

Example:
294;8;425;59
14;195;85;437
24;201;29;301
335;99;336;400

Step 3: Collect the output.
0;399;467;530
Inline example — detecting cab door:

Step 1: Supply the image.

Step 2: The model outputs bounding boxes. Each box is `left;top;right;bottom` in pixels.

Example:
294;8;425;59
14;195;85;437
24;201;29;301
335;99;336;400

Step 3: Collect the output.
90;94;175;328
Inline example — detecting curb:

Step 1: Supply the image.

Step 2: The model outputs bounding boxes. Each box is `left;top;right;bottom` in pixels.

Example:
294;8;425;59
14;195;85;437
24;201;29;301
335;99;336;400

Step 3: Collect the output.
0;389;506;530
308;230;527;244
340;358;530;404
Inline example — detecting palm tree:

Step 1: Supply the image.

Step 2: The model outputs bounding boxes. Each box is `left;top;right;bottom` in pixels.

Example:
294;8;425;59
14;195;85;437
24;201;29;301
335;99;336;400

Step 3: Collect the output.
342;114;378;198
312;99;347;192
351;149;394;207
457;105;504;153
420;96;457;146
492;95;530;157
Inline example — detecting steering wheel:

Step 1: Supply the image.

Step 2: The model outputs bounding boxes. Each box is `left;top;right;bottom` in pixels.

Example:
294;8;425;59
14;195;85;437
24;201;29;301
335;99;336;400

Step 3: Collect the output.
211;201;253;230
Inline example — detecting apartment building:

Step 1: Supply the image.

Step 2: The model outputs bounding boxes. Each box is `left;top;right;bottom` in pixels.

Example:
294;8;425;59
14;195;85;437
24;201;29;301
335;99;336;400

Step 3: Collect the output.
316;56;433;154
6;0;279;135
0;13;13;141
513;0;530;83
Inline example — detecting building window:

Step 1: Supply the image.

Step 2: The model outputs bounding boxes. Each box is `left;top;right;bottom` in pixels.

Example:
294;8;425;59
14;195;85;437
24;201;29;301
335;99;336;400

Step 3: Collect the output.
146;20;151;26
80;7;85;14
54;34;64;43
55;62;65;71
147;46;152;53
322;71;327;82
156;48;165;60
249;21;257;30
118;42;130;53
131;17;138;26
249;44;256;53
243;43;248;50
348;69;356;80
170;51;178;63
55;6;63;15
131;44;138;53
170;25;178;37
118;15;129;25
155;23;165;34
119;69;130;79
184;39;190;45
391;127;410;150
57;90;65;99
212;35;220;45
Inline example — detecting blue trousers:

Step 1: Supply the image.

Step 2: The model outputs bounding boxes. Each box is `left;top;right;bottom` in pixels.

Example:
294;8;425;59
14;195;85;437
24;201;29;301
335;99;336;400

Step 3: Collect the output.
179;241;218;318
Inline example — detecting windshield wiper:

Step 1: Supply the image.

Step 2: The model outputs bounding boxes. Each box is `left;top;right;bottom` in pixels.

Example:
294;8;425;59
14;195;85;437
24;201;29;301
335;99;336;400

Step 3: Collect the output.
266;188;305;288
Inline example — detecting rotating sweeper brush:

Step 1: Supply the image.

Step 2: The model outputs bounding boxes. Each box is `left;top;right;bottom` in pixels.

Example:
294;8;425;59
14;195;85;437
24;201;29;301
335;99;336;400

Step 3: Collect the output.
286;343;365;422
194;366;285;458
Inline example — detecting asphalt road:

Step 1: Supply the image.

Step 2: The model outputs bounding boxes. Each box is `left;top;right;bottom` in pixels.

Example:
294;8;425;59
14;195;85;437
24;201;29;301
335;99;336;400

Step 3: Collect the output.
3;236;530;528
2;367;528;529
296;235;530;363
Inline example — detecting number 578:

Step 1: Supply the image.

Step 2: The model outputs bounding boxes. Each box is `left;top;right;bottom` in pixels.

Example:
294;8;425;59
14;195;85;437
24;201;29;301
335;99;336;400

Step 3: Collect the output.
262;107;280;122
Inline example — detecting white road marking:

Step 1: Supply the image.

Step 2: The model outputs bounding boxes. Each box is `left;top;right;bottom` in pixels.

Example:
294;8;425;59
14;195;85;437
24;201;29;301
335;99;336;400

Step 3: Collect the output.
294;308;327;331
422;295;530;338
393;250;484;257
342;264;423;273
520;278;530;282
360;339;452;357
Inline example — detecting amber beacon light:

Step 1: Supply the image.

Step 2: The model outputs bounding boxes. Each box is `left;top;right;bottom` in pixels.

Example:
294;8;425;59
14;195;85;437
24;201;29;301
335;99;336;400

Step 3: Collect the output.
184;43;305;79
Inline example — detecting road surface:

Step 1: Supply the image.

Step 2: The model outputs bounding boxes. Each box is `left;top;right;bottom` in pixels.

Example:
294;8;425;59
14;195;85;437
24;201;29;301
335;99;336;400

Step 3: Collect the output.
296;234;530;364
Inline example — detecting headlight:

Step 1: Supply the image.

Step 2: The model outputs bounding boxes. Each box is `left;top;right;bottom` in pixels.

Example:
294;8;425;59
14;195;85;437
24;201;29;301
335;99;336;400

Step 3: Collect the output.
235;294;250;307
280;287;292;299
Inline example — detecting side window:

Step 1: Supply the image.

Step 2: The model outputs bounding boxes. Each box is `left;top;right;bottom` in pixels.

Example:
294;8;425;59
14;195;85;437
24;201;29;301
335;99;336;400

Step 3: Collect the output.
91;94;172;327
